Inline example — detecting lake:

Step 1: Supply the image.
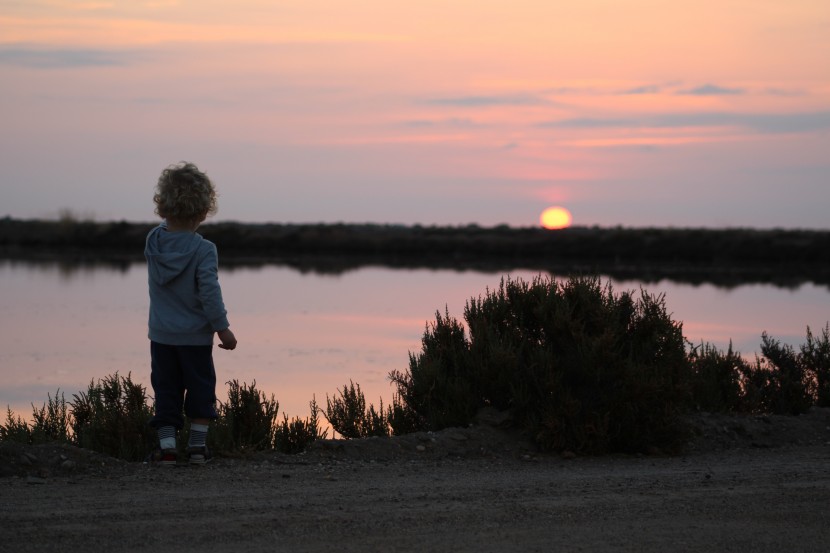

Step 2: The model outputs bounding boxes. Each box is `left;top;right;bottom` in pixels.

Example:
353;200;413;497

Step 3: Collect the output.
1;260;828;423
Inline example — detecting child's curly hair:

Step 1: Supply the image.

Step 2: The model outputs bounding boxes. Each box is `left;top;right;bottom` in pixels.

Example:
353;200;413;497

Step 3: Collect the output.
153;162;218;223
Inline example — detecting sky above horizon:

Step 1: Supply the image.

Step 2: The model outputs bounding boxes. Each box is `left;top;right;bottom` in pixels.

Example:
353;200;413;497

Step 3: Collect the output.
1;1;828;228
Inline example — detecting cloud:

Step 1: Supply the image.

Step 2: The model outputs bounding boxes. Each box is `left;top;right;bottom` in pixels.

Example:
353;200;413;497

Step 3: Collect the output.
0;47;130;68
763;87;807;97
656;112;830;133
539;111;830;134
539;117;638;129
402;118;480;128
425;94;546;107
544;86;599;95
620;84;662;95
403;120;434;128
678;84;745;95
732;112;830;133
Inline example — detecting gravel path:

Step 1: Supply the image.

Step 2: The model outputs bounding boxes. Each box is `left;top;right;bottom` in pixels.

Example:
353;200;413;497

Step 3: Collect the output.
2;411;829;552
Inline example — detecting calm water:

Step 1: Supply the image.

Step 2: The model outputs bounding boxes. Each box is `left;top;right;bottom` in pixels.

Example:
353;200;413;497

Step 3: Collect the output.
1;260;828;421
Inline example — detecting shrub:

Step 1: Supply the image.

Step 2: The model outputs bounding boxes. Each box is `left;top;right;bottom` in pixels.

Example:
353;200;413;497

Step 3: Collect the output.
212;380;280;452
390;275;691;455
801;324;830;407
325;381;391;438
389;311;472;432
30;391;71;443
1;407;34;443
1;375;330;459
387;392;422;436
761;332;813;415
70;373;155;461
687;342;746;412
686;326;830;415
739;356;781;414
274;397;327;454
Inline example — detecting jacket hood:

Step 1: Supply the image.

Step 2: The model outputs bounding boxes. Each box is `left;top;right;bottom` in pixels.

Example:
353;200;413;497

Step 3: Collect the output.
144;223;204;285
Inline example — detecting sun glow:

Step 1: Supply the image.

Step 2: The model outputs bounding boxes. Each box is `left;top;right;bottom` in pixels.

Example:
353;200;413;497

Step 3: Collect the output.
540;206;573;229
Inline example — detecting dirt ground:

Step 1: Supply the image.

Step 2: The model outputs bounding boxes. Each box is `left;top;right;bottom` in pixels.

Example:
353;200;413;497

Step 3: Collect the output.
1;409;829;553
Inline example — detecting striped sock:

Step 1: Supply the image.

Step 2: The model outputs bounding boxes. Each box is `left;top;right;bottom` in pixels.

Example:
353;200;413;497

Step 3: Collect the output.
158;426;176;450
188;423;209;449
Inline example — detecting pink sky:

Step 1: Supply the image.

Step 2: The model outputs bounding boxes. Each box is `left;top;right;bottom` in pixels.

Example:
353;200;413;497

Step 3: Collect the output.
1;1;828;227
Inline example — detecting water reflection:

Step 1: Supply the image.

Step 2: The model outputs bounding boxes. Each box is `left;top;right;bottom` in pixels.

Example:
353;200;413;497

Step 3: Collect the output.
1;260;828;422
1;258;132;281
3;252;824;290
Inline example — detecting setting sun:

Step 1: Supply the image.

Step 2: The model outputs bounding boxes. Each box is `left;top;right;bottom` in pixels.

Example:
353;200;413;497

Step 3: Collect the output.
540;206;573;230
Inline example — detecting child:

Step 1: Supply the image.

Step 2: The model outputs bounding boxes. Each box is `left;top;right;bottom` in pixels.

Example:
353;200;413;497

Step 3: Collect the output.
144;161;237;466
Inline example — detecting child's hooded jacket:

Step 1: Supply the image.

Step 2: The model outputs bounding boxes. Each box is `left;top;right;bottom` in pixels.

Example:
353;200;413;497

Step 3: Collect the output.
145;222;229;346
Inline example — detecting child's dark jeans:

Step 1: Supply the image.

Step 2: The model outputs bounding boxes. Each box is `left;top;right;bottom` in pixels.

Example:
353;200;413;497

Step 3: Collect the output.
149;341;218;429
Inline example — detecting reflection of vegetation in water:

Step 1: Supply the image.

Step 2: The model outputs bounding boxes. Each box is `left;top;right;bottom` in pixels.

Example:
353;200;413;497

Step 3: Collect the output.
2;276;829;460
2;218;829;287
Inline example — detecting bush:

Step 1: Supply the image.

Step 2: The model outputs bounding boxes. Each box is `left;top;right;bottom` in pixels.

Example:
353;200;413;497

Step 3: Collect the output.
274;397;328;454
389;311;471;432
740;332;813;415
325;381;391;438
687;342;746;412
801;324;830;407
763;332;813;415
212;380;280;452
70;373;155;461
387;392;422;436
739;356;781;414
4;311;828;460
1;407;35;443
390;275;691;455
1;375;332;459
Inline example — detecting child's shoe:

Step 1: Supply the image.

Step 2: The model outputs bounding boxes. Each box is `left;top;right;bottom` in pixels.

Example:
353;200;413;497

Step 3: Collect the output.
146;447;178;467
187;446;212;465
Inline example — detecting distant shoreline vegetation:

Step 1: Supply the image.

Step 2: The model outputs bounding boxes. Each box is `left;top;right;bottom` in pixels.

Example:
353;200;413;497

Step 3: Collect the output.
2;217;830;287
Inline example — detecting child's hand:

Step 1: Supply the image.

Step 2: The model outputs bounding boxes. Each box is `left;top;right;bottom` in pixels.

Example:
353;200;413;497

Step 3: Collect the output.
217;328;237;350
